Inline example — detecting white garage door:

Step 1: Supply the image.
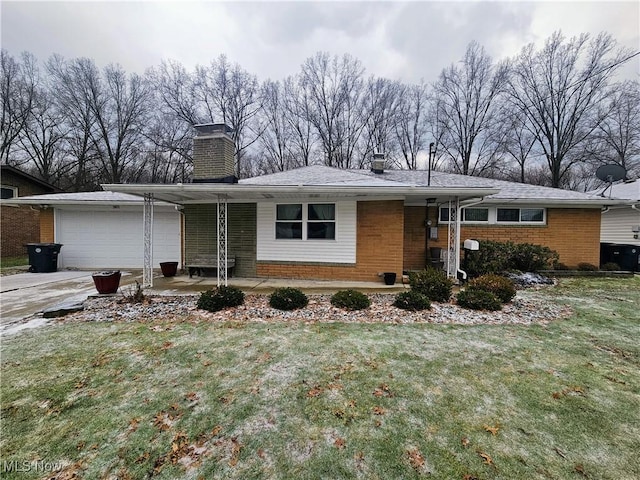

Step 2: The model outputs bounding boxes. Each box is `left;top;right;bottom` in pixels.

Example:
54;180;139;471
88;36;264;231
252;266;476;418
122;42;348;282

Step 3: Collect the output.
56;208;181;269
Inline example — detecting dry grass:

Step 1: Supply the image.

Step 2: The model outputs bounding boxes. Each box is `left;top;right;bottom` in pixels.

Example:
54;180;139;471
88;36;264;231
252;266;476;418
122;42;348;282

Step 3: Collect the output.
1;277;639;479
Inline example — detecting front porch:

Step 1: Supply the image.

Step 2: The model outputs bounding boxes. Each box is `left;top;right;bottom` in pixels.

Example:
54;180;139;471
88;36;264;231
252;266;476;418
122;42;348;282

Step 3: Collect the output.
146;272;409;295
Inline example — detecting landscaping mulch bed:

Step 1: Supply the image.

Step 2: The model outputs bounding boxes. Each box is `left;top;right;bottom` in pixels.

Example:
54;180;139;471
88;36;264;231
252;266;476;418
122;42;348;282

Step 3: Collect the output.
65;289;572;326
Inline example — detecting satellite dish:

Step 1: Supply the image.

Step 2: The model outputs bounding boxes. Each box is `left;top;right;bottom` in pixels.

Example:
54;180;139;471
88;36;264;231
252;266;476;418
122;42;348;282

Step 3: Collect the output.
596;164;627;198
596;164;627;183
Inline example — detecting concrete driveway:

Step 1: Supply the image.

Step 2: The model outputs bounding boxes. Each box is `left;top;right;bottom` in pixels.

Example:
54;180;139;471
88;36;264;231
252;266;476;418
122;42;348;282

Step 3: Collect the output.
0;270;138;335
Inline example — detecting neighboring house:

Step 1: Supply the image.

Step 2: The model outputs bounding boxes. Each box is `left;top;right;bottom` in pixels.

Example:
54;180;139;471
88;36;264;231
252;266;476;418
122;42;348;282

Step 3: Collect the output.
100;124;624;283
588;179;640;271
0;165;61;258
3;192;181;269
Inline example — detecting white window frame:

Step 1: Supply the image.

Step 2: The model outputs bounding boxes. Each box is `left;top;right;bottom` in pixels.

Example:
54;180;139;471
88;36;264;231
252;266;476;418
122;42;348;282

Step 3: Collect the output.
496;207;546;224
439;206;490;224
0;185;18;200
275;203;336;241
439;206;546;225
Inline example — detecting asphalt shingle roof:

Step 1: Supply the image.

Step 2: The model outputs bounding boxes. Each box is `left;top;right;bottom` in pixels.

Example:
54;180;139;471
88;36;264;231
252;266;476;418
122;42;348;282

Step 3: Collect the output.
242;165;608;202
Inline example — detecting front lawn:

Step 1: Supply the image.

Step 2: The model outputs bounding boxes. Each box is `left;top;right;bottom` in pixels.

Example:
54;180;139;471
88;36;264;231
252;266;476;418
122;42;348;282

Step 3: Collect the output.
1;277;639;479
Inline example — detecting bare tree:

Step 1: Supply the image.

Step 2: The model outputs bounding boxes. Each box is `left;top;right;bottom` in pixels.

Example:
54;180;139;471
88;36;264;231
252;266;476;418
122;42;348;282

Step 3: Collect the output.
507;31;635;188
0;50;37;165
257;79;297;172
300;52;367;168
590;80;640;178
282;76;314;166
395;81;429;170
193;55;262;176
359;77;402;167
433;41;509;176
492;104;538;183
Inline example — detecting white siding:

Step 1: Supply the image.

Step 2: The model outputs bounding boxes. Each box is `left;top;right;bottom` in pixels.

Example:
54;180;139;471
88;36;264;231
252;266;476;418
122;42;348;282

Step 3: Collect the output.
600;207;640;246
257;201;356;263
55;207;181;268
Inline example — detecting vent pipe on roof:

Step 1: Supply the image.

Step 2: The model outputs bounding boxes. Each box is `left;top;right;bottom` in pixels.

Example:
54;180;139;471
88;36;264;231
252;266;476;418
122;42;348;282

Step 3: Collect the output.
371;152;385;174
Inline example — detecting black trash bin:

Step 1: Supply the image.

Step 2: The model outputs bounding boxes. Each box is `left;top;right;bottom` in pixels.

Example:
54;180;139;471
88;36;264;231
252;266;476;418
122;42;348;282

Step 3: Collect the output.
26;243;63;273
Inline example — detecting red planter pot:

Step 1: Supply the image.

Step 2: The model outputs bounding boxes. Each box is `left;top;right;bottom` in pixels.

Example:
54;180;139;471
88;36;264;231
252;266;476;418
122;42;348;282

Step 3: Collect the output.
160;262;179;277
92;271;121;294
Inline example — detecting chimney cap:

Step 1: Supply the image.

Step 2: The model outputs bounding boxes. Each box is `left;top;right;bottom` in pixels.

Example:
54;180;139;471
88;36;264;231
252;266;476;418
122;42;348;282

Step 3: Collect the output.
194;123;234;136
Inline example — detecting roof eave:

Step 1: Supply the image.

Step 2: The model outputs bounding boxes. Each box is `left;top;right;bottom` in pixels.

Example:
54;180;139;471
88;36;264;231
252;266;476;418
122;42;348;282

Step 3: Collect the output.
101;183;500;203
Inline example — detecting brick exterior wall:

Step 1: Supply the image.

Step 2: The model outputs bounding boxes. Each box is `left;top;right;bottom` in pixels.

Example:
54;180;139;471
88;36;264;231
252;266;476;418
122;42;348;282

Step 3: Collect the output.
1;169;57;257
404;206;601;269
257;200;405;281
184;203;257;277
192;134;235;180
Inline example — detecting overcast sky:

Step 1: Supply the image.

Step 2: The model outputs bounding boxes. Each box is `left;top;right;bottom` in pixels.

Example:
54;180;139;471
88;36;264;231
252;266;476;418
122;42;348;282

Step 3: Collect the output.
2;1;639;83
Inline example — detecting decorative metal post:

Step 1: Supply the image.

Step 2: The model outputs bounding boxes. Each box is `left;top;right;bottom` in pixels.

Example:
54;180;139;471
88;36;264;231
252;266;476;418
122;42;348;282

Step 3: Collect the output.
446;197;460;279
216;195;228;287
143;193;154;288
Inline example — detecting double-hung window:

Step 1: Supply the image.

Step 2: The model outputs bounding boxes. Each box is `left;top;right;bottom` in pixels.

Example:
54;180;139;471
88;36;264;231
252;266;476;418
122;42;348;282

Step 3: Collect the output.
276;203;336;240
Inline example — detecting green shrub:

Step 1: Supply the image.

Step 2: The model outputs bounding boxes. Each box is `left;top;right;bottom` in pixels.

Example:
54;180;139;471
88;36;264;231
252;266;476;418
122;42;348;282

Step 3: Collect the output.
457;289;502;311
197;285;245;312
601;262;620;271
409;268;453;303
269;287;309;311
393;291;431;311
330;290;371;310
553;262;570;270
464;240;559;277
577;262;598;271
468;274;516;304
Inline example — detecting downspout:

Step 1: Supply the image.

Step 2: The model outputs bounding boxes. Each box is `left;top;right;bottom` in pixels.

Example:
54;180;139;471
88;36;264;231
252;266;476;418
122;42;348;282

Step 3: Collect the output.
456;197;485;282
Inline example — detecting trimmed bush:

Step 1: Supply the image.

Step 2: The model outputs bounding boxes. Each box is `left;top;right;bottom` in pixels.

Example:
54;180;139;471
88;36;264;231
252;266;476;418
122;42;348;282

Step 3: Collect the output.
577;262;598;271
601;262;620;271
269;287;308;311
457;289;502;311
464;240;559;277
393;291;431;311
468;274;516;304
197;285;245;312
330;290;371;310
553;262;570;271
409;268;453;303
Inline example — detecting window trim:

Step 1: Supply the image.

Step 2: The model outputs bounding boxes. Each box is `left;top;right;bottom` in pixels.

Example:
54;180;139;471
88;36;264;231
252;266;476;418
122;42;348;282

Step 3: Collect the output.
275;202;337;241
439;206;490;224
0;185;18;200
496;207;546;224
438;206;547;225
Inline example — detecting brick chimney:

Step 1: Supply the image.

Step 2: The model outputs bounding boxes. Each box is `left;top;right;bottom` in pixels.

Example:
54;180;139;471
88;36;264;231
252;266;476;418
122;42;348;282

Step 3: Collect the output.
192;123;237;183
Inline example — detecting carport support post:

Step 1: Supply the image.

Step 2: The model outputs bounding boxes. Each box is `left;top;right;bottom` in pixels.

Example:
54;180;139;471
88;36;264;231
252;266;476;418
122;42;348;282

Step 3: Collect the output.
217;195;228;287
446;197;460;279
143;193;154;288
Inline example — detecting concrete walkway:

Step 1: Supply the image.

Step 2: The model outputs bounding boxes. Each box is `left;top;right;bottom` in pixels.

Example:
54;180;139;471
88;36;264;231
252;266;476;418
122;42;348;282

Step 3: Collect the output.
0;270;139;334
149;274;409;295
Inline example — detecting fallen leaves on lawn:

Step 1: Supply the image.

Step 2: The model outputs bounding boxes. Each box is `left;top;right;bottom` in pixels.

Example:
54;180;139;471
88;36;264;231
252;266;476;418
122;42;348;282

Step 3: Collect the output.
478;451;493;465
575;464;589;477
483;424;499;436
372;406;385;415
406;448;425;470
463;475;479;480
461;437;470;448
373;383;393;397
43;461;84;480
185;391;199;403
552;385;586;399
229;437;242;466
307;385;323;398
153;404;182;431
334;437;346;449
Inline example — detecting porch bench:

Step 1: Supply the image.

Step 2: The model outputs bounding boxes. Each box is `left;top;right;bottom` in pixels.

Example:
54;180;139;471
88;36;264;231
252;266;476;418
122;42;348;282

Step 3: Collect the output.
186;256;236;278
